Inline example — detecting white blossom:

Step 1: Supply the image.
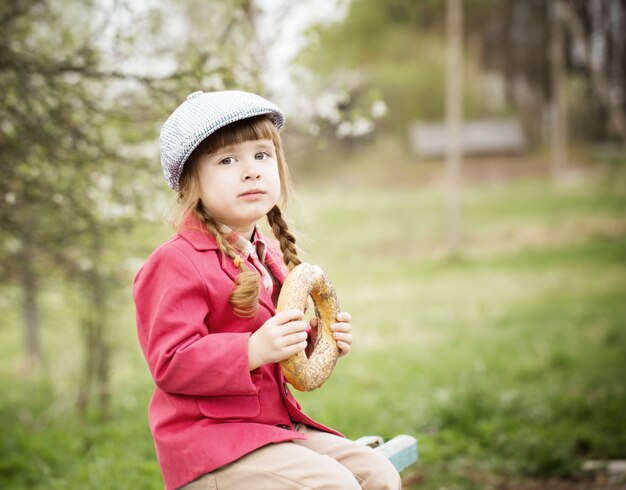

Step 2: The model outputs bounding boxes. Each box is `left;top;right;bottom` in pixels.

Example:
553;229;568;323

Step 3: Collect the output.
335;120;353;138
352;117;375;137
371;99;388;119
5;237;21;253
78;257;93;271
315;92;342;124
307;122;320;137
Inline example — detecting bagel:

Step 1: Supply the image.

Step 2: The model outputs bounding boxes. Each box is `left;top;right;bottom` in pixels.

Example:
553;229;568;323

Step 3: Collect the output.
276;263;340;392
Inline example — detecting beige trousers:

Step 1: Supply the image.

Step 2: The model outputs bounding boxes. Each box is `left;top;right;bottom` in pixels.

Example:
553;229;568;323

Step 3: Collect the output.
180;424;402;490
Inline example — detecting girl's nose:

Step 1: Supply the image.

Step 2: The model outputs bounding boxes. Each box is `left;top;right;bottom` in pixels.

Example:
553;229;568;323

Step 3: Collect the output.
242;159;261;180
242;169;261;181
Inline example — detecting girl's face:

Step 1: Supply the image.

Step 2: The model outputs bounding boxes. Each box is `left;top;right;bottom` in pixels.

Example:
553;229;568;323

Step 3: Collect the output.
196;138;281;238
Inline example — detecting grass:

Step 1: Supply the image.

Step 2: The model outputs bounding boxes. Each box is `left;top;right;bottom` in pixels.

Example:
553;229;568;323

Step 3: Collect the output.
0;145;625;489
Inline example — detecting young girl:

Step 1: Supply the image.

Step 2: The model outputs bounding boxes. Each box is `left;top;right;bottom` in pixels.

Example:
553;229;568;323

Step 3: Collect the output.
134;90;401;490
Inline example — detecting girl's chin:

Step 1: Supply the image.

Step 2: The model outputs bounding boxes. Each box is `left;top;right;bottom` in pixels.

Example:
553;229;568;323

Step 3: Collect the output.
228;210;274;228
211;199;278;226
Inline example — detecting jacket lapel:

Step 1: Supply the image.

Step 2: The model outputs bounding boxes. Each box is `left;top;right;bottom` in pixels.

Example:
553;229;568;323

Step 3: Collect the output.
218;251;240;285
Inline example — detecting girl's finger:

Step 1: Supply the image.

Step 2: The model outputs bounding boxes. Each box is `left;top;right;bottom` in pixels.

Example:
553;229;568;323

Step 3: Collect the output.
281;320;309;335
284;340;308;358
330;322;351;333
275;309;305;325
337;341;351;355
284;330;308;347
336;312;352;323
333;332;352;344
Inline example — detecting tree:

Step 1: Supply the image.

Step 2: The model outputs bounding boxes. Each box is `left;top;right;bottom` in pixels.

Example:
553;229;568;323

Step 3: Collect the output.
550;0;567;178
445;0;463;255
559;0;626;143
1;0;152;412
1;0;280;419
481;0;626;144
296;0;626;146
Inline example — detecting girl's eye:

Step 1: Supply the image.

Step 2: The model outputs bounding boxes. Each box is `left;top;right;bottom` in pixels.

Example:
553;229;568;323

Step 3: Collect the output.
220;157;234;165
255;152;268;160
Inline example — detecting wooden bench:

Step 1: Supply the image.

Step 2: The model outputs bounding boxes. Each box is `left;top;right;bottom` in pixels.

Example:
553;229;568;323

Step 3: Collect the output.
355;434;418;473
408;118;526;158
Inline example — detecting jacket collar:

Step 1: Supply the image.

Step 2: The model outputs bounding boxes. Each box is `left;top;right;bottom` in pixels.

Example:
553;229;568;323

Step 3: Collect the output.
178;213;289;286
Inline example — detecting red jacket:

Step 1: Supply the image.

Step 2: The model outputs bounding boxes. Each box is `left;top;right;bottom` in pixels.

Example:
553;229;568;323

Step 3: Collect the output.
133;214;341;490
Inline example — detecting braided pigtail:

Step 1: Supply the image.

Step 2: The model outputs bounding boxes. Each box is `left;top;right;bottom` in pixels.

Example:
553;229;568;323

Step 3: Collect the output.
194;203;260;318
267;205;302;271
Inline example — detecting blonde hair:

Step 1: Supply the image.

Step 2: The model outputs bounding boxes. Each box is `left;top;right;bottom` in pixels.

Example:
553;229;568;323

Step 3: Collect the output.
175;115;301;317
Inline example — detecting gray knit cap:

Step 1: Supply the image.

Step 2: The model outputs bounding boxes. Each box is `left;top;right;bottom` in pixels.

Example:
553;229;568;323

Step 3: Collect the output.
159;90;285;191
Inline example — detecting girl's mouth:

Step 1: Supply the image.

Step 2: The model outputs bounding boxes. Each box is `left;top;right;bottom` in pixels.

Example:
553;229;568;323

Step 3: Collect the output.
239;189;266;199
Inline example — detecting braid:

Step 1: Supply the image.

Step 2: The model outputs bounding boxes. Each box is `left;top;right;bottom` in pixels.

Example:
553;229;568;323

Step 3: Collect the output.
194;202;259;318
267;205;301;271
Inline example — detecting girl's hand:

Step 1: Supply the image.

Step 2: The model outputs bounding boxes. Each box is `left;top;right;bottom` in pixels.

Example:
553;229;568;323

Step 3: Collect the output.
308;311;353;358
248;309;308;370
332;311;353;358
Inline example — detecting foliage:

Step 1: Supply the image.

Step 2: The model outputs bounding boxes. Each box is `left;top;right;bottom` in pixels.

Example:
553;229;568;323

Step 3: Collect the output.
295;0;626;145
295;0;509;142
2;1;625;487
481;0;626;142
1;147;625;488
0;0;275;417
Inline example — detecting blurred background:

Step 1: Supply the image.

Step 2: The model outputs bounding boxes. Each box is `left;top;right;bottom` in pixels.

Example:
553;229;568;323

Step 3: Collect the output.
1;0;625;488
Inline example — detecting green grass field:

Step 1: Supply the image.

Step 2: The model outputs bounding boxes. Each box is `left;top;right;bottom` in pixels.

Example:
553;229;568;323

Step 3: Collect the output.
1;149;625;489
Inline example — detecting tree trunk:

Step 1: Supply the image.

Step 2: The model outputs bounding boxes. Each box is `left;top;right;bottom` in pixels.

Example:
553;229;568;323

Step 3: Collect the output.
550;0;567;180
445;0;463;256
559;0;626;143
610;0;624;112
20;244;43;375
76;238;111;421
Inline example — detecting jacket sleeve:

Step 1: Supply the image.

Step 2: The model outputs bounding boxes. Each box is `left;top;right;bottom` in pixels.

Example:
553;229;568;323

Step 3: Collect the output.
133;243;259;397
